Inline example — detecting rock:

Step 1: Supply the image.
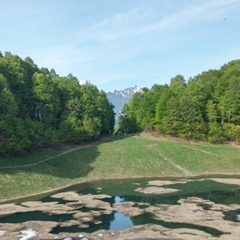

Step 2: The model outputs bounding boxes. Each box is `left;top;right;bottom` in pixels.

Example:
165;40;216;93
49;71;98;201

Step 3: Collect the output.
135;186;180;195
210;178;240;186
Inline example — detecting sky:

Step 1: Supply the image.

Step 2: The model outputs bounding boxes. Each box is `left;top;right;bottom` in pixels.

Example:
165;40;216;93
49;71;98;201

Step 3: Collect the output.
1;0;240;92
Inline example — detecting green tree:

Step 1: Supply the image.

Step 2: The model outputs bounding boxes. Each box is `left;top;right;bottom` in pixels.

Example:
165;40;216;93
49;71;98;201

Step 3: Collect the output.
33;73;61;126
118;104;139;134
155;85;170;132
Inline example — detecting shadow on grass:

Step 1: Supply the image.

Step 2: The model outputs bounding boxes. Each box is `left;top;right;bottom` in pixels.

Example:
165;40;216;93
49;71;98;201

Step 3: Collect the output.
0;135;129;197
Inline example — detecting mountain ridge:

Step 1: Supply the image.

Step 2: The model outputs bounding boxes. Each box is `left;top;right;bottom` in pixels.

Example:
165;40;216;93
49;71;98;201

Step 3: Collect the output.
107;85;142;125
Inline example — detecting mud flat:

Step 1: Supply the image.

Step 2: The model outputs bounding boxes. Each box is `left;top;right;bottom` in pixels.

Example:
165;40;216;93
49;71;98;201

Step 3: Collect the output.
210;178;240;186
0;178;240;239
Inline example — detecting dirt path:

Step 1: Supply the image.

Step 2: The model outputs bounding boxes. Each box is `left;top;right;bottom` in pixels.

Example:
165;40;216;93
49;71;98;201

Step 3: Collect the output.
148;146;191;175
0;141;102;170
180;145;219;157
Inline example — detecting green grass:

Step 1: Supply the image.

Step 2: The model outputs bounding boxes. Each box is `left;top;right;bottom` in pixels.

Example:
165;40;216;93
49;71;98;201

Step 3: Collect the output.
0;134;240;201
0;145;75;167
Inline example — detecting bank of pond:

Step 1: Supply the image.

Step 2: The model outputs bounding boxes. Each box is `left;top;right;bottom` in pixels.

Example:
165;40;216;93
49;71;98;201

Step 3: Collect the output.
0;177;240;239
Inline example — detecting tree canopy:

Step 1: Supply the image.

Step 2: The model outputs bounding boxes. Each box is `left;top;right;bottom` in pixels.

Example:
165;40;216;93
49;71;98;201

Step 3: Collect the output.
0;52;115;155
118;60;240;143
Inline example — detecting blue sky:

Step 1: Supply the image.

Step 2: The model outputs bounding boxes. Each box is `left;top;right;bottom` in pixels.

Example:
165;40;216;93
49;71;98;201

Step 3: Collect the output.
1;0;240;92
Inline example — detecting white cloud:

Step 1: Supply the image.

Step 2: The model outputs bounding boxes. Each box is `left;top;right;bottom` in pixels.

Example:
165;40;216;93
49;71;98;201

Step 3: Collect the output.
77;0;240;44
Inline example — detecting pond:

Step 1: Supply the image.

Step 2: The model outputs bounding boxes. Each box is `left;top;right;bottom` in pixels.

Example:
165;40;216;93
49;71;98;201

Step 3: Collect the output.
0;177;240;239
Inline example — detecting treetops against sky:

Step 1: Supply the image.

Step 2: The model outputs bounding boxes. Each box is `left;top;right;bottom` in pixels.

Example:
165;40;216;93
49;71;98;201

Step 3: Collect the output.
1;52;240;156
1;0;240;92
0;53;115;155
119;59;240;143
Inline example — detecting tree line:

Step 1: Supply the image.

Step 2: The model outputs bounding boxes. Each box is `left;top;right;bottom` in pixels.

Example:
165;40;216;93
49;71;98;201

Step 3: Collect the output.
118;59;240;143
0;52;115;155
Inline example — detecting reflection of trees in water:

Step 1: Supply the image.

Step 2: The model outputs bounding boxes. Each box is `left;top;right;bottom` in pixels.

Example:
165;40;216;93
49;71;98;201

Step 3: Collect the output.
203;189;240;205
47;180;240;234
120;194;183;205
52;186;240;233
77;185;99;195
131;213;225;237
85;211;115;233
4;187;240;235
224;209;240;222
121;188;240;206
83;196;117;232
60;178;240;206
131;212;152;226
51;204;116;234
0;211;73;224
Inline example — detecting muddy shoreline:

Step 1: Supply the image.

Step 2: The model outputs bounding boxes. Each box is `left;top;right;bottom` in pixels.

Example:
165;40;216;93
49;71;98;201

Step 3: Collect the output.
0;178;240;239
1;173;240;204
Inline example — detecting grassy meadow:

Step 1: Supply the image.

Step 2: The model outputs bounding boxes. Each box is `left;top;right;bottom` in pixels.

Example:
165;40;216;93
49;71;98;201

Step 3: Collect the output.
0;132;240;201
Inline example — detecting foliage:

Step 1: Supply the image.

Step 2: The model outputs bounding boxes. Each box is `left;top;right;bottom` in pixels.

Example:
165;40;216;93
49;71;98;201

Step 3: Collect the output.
0;53;115;155
118;60;240;143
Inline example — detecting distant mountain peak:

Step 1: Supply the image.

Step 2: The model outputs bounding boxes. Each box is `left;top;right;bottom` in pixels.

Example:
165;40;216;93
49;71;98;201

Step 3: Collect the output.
107;86;142;125
109;85;142;97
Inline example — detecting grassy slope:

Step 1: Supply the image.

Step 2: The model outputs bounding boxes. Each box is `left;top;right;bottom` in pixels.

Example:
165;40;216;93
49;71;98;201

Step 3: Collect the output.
0;133;240;201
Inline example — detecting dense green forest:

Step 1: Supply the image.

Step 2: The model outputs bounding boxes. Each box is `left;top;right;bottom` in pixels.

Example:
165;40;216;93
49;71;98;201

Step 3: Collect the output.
0;52;115;155
1;52;239;156
119;59;240;143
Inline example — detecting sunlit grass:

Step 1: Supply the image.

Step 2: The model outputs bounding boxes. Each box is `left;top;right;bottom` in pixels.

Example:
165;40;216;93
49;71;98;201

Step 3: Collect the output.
0;134;240;201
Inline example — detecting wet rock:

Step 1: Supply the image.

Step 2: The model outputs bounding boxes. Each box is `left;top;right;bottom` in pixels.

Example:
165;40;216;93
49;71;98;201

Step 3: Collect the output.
1;179;240;239
21;200;77;215
147;180;189;186
210;178;240;186
66;202;84;209
51;191;82;201
0;203;31;216
135;186;180;195
113;202;144;217
51;192;112;211
73;212;94;223
59;220;81;227
177;197;215;206
0;221;58;240
20;201;59;208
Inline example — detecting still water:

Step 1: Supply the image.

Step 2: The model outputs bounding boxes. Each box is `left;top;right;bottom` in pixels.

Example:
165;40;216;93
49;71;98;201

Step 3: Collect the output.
1;177;240;236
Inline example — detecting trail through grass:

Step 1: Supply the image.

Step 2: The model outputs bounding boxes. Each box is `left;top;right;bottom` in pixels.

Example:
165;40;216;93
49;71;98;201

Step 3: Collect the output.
0;133;240;201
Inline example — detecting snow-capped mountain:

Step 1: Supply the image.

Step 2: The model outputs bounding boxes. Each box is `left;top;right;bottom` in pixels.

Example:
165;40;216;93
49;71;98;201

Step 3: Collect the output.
107;86;142;125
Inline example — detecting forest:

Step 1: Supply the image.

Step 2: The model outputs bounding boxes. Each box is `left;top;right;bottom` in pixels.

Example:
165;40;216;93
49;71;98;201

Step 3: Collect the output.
1;52;240;156
0;52;115;156
118;59;240;143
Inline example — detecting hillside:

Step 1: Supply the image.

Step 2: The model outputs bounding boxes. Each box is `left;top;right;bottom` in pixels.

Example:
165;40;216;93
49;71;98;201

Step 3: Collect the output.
1;133;240;202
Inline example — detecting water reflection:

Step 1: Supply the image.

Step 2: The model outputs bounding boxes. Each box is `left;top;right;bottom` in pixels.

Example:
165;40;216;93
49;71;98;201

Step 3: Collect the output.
114;196;125;204
0;211;72;223
110;212;133;230
1;177;240;236
224;209;240;222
